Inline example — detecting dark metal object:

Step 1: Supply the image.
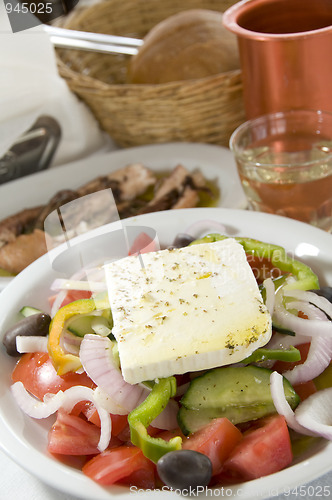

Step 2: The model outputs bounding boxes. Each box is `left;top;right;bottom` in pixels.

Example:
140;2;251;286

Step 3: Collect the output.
0;115;61;185
6;0;80;33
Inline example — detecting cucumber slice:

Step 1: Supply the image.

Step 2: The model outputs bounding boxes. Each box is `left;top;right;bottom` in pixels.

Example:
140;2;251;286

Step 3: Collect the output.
90;316;112;336
101;308;113;329
67;315;95;337
67;314;112;338
178;405;278;436
20;306;43;317
178;365;300;435
272;323;295;336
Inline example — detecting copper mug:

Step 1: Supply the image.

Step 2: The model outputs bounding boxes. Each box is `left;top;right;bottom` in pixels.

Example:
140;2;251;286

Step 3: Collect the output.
223;0;332;118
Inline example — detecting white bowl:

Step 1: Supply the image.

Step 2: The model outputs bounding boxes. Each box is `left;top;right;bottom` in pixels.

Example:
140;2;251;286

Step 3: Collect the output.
0;207;332;500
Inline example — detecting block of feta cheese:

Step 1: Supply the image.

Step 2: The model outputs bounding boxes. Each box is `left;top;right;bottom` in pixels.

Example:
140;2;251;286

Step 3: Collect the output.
104;238;272;384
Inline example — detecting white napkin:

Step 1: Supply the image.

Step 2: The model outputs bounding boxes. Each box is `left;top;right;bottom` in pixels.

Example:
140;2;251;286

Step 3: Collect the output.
0;3;112;168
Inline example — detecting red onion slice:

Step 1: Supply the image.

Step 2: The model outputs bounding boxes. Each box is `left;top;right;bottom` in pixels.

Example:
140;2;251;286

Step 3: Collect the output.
282;306;332;385
11;382;111;451
150;399;179;430
79;334;149;413
176;382;190;397
285;301;328;321
11;382;65;419
62;330;82;356
94;386;128;415
51;279;106;293
80;335;179;429
273;290;332;338
270;371;316;436
266;332;309;350
51;289;67;317
263;278;275;316
283;336;332;385
51;268;92;316
283;289;332;320
295;388;332;440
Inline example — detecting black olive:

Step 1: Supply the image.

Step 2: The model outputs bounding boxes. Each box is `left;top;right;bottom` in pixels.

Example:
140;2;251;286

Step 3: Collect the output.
311;287;332;304
157;450;212;491
3;313;51;357
170;233;195;249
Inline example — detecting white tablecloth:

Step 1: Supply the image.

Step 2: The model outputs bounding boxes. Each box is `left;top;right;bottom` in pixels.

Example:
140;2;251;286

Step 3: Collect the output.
0;447;80;500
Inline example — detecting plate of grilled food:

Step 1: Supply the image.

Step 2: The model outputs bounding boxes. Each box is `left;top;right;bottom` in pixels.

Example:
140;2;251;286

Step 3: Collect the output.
0;142;246;288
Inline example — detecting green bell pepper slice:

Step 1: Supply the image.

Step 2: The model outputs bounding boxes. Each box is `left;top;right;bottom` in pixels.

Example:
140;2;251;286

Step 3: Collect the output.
190;234;319;291
128;376;182;463
241;346;301;365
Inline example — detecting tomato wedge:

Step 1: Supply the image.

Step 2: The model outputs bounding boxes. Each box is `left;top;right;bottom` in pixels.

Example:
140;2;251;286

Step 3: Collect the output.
83;403;129;436
246;254;284;283
128;232;158;255
293;380;317;401
48;410;101;456
83;445;156;488
182;418;243;475
12;352;95;400
48;410;123;456
222;415;293;481
49;289;92;309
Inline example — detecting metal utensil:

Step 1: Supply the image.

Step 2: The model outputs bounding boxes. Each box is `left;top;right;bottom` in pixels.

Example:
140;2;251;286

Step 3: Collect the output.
0;116;61;184
44;25;143;55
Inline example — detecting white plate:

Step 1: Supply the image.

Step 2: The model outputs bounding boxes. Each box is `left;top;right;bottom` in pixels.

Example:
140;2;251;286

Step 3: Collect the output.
0;207;331;500
0;143;246;291
0;142;246;218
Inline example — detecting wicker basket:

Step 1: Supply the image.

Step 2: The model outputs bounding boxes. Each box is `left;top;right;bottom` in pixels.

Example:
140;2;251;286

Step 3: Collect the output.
57;0;245;148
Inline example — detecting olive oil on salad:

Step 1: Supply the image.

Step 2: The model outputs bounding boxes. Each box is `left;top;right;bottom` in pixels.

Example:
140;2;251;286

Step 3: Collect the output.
139;170;220;207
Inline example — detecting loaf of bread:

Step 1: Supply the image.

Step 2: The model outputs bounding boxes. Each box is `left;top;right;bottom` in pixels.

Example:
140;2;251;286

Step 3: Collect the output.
127;9;240;84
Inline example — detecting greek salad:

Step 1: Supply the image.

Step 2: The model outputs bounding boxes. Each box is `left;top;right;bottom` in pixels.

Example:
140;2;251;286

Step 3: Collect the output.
3;224;332;492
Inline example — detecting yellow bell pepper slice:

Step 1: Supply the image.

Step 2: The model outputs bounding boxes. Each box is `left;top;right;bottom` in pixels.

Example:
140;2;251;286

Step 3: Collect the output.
48;298;109;375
